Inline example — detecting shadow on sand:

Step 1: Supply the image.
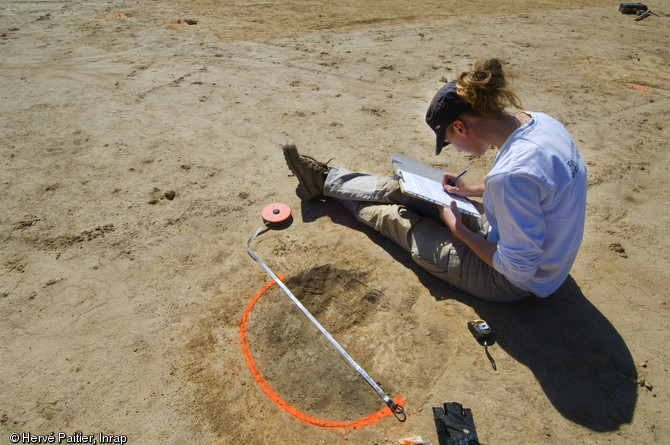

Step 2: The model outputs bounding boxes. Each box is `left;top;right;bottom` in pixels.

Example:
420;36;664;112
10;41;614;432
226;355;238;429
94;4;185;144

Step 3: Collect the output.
302;199;638;432
457;276;637;432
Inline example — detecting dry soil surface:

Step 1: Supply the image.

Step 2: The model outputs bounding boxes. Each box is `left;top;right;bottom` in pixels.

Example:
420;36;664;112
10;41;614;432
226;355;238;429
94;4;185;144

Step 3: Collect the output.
1;0;670;443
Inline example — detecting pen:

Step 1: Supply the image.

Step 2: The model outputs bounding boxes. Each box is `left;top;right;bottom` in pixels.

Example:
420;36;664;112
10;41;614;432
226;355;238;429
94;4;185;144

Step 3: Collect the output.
449;168;470;186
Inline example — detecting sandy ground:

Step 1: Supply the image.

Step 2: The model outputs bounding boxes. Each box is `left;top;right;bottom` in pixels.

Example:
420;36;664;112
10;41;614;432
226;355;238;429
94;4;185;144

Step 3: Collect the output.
1;0;670;443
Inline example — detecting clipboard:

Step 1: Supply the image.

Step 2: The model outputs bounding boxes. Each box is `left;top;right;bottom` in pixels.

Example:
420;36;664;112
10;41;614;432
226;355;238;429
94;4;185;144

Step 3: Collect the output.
392;152;481;217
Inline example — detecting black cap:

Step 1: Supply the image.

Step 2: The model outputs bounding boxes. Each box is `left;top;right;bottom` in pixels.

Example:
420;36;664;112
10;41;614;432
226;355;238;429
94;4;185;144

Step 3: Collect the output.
425;81;470;155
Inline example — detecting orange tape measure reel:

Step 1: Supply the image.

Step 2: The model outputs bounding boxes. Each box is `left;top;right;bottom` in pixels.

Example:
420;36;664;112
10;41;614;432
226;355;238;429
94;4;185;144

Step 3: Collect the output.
261;203;292;225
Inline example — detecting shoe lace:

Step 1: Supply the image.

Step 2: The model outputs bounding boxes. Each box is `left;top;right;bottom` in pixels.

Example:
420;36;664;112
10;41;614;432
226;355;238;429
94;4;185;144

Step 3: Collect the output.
301;155;333;175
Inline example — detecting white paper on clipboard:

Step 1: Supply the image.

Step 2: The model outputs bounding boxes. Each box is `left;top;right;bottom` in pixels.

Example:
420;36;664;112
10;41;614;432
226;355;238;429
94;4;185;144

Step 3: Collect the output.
395;165;481;217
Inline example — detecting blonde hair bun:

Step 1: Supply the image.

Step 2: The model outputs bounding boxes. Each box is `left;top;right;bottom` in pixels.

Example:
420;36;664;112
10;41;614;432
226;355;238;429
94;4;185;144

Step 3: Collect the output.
456;59;523;115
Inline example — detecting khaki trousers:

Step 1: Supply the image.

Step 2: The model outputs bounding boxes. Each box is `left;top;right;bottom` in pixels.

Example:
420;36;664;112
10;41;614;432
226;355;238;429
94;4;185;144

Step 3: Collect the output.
324;166;533;302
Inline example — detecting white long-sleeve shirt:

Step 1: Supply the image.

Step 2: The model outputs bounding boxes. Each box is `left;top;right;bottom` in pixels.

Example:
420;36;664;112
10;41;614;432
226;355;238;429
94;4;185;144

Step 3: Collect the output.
483;112;587;297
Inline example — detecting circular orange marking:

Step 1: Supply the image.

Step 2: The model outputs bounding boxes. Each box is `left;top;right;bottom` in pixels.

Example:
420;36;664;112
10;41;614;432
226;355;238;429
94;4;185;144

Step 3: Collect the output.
239;277;403;429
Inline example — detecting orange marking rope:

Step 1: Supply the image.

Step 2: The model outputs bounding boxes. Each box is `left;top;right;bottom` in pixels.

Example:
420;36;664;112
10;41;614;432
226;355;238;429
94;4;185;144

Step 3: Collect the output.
169;19;190;26
630;84;650;93
239;277;403;429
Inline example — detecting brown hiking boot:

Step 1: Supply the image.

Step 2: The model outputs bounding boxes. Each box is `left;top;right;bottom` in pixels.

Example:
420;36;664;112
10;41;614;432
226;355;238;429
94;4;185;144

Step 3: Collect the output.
283;143;330;200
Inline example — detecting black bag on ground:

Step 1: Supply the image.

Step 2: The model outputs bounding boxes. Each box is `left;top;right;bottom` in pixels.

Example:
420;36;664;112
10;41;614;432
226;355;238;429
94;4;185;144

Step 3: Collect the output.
432;402;480;445
618;2;648;14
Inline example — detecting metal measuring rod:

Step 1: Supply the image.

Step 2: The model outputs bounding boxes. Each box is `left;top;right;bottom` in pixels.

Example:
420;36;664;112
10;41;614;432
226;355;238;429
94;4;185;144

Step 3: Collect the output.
245;203;405;420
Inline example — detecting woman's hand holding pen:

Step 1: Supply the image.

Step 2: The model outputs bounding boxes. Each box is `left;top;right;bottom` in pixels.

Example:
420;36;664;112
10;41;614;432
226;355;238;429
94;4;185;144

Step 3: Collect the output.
442;170;484;198
442;171;467;196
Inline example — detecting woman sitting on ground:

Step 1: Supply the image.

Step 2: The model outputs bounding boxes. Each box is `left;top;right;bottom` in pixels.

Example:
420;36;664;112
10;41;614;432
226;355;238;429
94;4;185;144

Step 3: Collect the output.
283;58;587;302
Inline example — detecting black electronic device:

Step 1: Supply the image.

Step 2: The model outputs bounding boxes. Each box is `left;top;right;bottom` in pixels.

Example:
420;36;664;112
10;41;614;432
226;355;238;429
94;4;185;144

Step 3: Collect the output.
468;319;497;371
468;319;492;343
